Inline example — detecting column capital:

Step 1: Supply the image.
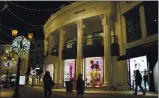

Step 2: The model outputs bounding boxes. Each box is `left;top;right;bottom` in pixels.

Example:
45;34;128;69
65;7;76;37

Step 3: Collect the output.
100;14;111;25
59;28;66;36
76;19;85;30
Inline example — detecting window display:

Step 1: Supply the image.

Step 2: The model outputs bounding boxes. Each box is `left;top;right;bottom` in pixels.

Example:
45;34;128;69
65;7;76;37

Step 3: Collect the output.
19;76;25;85
128;56;149;90
64;59;76;87
84;57;103;87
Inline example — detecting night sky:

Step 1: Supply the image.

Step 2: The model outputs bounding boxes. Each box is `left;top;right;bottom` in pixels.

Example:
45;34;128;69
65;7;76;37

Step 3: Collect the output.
0;1;74;45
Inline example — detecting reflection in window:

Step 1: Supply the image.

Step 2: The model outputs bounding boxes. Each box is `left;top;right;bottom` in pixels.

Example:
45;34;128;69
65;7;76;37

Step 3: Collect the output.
124;7;142;42
87;35;92;46
93;32;103;46
65;38;76;48
144;1;158;36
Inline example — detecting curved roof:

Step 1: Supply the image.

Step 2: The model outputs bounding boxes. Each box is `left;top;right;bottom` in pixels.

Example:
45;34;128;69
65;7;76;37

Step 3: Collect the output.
44;1;111;39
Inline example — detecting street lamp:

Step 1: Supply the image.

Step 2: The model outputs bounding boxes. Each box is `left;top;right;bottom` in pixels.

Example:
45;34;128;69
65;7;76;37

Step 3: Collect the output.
11;29;33;98
3;51;15;88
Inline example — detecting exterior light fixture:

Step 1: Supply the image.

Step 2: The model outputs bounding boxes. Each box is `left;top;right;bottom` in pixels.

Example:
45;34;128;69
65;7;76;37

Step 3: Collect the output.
28;33;33;40
12;29;18;37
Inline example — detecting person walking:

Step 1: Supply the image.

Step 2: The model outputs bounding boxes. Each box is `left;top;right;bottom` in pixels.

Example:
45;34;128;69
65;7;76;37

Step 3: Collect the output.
134;70;146;95
43;71;55;98
76;73;85;98
143;69;149;91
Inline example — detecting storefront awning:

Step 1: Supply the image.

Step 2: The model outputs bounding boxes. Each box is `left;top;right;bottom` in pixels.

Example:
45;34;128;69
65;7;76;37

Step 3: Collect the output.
117;41;158;61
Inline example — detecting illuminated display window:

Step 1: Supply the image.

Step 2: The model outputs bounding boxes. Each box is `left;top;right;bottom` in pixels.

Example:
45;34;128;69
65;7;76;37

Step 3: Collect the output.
84;57;103;87
128;56;149;90
64;59;76;87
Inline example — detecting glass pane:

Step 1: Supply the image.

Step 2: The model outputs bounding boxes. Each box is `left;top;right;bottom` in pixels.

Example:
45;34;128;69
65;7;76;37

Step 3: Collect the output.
84;57;103;87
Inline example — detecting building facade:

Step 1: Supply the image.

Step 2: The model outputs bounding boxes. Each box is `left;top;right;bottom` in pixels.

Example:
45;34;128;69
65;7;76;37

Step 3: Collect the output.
43;1;158;91
27;40;44;86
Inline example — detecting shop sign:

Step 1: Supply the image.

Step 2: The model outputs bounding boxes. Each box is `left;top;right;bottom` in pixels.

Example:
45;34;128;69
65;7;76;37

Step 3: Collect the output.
74;9;85;14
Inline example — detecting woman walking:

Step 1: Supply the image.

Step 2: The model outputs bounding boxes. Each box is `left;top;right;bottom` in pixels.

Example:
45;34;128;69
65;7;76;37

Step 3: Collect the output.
43;71;55;98
76;73;85;98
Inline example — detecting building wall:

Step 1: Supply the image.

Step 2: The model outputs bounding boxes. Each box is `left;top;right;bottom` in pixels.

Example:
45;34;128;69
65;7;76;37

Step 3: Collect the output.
29;40;44;69
43;1;158;90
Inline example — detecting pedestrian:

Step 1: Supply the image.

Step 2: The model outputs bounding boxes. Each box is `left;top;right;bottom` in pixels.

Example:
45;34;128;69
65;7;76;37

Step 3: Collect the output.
143;69;149;91
76;73;85;98
43;71;55;98
133;70;146;95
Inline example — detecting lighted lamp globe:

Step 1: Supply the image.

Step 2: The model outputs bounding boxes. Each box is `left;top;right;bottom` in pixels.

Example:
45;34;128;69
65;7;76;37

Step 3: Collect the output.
3;56;7;60
28;33;33;39
12;30;18;37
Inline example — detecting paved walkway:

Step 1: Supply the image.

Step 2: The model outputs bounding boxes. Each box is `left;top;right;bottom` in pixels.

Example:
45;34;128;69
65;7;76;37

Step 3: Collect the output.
0;86;158;98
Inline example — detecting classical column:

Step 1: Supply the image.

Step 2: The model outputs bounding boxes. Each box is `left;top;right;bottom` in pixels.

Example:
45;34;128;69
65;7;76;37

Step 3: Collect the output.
101;14;112;89
76;20;85;79
58;28;65;88
48;35;54;55
139;5;147;38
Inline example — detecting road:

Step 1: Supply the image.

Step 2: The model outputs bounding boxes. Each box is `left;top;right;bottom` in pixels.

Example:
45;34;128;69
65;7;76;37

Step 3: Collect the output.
0;86;158;98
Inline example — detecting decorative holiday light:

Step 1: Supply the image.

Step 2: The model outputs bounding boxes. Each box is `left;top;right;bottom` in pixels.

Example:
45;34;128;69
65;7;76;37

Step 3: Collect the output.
7;1;58;12
0;29;14;39
0;23;42;31
0;40;12;44
11;36;31;55
28;26;43;31
0;24;12;30
7;8;43;27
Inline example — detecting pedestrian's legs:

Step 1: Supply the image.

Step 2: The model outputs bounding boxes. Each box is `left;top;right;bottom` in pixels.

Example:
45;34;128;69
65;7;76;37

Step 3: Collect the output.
139;84;145;95
134;85;138;94
48;88;52;98
144;81;146;91
44;88;48;98
81;94;83;98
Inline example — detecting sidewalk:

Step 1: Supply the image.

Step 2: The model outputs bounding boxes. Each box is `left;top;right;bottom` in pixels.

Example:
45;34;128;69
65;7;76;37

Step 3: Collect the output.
0;86;158;98
33;86;158;96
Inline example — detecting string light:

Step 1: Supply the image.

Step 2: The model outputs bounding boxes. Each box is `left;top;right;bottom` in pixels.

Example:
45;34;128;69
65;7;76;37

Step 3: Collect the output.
6;1;58;12
0;23;42;32
0;40;12;44
0;24;12;30
0;29;14;39
28;26;43;31
7;8;43;27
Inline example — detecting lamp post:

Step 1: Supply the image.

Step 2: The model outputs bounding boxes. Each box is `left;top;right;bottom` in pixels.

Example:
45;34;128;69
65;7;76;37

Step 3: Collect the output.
11;29;33;98
3;51;15;88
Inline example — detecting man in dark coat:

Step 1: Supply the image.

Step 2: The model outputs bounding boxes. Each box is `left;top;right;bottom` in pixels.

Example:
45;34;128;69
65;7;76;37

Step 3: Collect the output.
43;71;55;98
134;70;146;95
76;73;85;98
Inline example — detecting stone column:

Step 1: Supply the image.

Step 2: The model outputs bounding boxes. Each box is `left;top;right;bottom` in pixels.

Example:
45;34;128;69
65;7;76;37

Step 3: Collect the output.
48;35;54;55
58;28;65;88
139;5;147;38
76;20;85;79
101;14;112;90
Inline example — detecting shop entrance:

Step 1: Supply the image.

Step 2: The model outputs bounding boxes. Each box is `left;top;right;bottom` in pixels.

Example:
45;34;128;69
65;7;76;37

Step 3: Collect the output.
127;56;149;91
64;59;76;87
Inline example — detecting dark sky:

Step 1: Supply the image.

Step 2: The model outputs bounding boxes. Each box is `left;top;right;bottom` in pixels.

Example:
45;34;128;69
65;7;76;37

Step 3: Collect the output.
0;1;74;45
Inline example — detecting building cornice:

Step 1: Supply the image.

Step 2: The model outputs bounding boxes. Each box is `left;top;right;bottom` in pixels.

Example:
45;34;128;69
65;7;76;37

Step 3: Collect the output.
44;1;111;39
122;34;158;49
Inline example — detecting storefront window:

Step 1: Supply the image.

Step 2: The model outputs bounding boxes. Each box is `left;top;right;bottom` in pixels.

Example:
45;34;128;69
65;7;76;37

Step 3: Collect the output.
144;1;158;36
64;59;76;87
128;56;149;90
84;57;103;87
124;7;142;43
